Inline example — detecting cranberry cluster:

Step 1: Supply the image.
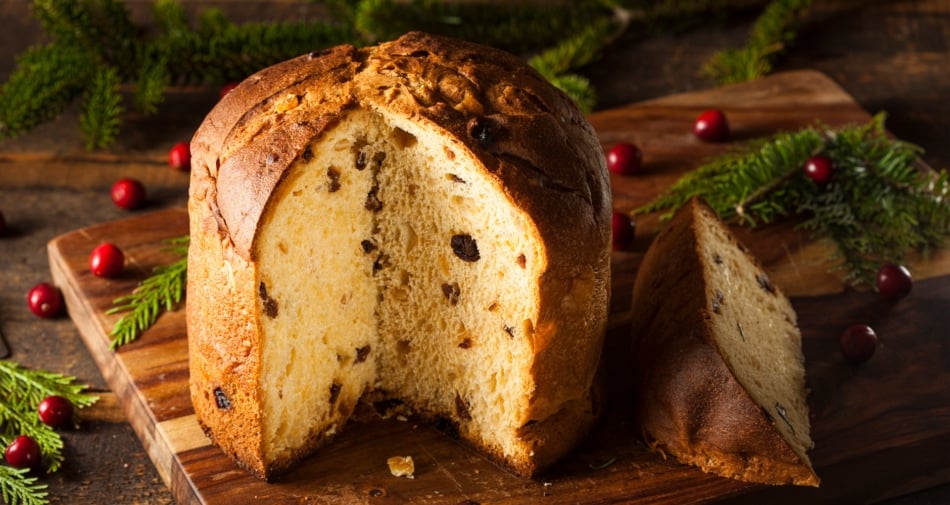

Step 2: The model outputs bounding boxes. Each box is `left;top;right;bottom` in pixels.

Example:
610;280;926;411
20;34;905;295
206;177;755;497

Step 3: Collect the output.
606;109;734;251
838;263;914;363
4;396;74;471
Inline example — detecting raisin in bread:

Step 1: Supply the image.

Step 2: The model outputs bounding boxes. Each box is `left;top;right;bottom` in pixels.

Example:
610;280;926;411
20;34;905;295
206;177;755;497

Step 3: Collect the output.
187;31;611;480
630;198;819;486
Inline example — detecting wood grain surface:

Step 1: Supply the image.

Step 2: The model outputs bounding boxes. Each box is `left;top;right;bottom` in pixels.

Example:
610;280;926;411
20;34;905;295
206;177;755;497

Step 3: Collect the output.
45;70;950;505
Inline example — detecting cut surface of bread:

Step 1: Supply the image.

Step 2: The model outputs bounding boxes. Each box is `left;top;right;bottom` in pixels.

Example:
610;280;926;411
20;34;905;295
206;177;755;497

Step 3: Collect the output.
630;198;819;487
187;32;611;480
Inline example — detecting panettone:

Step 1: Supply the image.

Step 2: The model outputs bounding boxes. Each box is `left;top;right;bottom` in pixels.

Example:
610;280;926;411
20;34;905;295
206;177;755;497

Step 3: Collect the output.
186;31;611;480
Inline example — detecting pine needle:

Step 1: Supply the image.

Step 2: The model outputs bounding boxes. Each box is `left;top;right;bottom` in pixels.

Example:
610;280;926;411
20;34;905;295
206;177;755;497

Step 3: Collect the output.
106;236;189;349
0;466;48;505
79;66;124;150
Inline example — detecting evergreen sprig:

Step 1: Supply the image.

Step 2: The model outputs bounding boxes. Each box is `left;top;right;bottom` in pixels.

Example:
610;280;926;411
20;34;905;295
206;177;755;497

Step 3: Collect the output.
528;13;627;112
703;0;813;84
106;236;189;349
0;360;99;480
3;0;807;148
353;0;612;51
634;113;950;287
0;465;48;505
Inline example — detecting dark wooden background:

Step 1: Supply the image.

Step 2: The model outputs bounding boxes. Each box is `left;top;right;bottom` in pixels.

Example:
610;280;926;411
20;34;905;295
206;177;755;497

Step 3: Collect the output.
1;1;947;503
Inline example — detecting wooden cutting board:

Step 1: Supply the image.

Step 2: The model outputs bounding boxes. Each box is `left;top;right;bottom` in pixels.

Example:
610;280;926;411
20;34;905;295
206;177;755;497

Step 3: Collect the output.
48;70;950;505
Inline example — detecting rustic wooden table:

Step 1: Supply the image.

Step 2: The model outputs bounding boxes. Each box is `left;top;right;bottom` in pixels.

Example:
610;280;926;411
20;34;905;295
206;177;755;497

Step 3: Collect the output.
0;1;947;504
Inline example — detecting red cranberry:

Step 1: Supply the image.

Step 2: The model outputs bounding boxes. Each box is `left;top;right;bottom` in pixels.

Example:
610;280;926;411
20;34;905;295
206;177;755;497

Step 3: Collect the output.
168;142;191;171
38;395;74;428
876;263;912;301
804;155;834;186
606;143;643;175
90;243;125;278
840;324;878;363
219;81;239;99
693;109;730;142
111;178;146;210
4;435;42;470
27;282;62;318
611;212;635;251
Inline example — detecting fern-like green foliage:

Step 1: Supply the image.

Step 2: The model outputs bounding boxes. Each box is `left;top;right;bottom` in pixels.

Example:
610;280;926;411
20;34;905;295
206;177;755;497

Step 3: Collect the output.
0;43;95;138
107;236;189;349
0;465;48;505
79;66;124;150
703;0;813;84
528;15;625;112
2;0;809;148
354;0;612;51
635;114;950;287
0;360;99;476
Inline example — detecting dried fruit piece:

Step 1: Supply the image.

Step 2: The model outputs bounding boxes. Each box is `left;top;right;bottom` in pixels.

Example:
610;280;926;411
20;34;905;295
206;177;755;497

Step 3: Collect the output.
258;282;279;318
361;239;378;253
441;282;461;305
365;186;383;211
451;234;480;262
355;345;371;363
329;383;342;403
327;167;342;192
213;387;231;410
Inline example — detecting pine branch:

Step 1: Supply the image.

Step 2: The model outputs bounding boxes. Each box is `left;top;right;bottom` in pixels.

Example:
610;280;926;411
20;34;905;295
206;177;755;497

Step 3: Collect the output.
0;361;99;474
0;465;48;505
79;66;124;150
4;0;794;148
635;113;950;286
702;0;813;84
106;236;189;349
353;0;612;51
0;43;95;139
0;362;99;412
528;14;625;112
0;403;64;473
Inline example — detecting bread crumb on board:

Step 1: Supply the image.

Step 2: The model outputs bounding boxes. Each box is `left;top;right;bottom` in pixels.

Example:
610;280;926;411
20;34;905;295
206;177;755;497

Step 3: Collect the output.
387;455;415;478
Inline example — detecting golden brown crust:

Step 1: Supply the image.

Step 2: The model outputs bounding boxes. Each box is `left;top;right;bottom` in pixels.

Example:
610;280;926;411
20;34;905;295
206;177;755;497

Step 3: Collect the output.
630;198;819;487
188;32;610;479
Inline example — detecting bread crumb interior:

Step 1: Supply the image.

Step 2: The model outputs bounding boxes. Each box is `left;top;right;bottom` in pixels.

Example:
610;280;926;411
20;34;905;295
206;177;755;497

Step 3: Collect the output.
254;108;542;464
695;206;814;464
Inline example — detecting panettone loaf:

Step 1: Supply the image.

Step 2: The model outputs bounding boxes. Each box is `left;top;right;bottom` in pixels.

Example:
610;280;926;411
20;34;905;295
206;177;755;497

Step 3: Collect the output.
187;31;611;480
630;198;819;486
